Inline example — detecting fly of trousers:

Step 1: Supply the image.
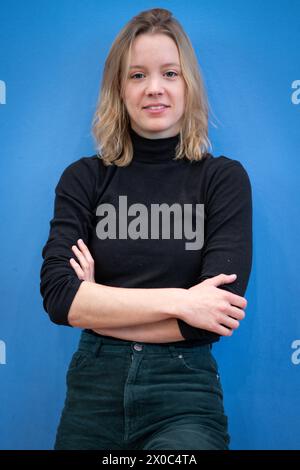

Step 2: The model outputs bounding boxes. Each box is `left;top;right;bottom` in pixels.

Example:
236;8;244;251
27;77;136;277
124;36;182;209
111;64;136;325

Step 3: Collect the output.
54;329;230;450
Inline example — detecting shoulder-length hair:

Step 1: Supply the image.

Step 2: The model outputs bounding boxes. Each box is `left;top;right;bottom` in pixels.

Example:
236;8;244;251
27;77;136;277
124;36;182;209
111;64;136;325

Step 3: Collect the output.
91;8;212;167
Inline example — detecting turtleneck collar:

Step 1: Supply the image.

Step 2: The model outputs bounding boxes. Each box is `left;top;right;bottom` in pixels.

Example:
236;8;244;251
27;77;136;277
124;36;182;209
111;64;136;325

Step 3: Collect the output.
129;126;180;163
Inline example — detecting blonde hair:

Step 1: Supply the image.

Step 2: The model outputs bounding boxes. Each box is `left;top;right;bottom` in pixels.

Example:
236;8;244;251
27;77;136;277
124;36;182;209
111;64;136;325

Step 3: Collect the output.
91;8;212;167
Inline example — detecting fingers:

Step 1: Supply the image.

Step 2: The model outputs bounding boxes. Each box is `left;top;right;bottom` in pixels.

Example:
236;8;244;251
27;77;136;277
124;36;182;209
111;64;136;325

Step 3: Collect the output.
219;314;240;330
205;273;237;286
69;257;85;279
69;239;95;282
224;290;247;309
77;239;95;265
71;240;92;270
214;323;234;337
213;320;237;337
203;274;248;310
229;305;246;320
214;306;245;336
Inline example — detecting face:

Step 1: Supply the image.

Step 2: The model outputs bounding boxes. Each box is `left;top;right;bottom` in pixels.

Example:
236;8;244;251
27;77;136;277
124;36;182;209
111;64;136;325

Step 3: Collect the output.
122;33;186;139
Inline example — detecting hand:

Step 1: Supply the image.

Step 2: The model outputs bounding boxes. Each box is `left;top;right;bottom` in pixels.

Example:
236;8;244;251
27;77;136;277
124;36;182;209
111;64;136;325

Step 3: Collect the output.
70;239;106;334
69;238;95;283
183;274;247;337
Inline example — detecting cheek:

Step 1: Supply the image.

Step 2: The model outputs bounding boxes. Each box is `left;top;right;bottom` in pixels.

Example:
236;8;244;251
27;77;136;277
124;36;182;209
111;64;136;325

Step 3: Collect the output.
124;90;140;108
173;91;185;113
180;86;186;103
179;95;186;112
123;86;134;103
172;84;185;105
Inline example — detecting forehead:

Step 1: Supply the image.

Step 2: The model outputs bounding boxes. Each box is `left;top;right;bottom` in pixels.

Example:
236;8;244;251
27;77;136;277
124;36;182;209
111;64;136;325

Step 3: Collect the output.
129;34;180;66
129;62;180;69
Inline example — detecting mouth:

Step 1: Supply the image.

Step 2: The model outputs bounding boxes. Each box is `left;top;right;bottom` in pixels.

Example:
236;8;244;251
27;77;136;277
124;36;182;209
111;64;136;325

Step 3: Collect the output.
142;105;170;115
142;105;170;110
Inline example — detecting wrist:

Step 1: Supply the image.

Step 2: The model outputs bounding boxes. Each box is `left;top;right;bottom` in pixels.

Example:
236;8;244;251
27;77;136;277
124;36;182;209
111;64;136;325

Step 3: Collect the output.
167;288;188;320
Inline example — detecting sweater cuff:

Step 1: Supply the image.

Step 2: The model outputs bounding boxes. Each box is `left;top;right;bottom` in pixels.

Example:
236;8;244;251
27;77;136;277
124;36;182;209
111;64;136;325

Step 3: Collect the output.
177;318;220;342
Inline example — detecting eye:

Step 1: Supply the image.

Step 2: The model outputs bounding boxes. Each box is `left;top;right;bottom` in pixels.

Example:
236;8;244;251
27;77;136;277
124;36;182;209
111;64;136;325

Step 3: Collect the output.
165;71;178;78
129;71;179;79
130;72;144;79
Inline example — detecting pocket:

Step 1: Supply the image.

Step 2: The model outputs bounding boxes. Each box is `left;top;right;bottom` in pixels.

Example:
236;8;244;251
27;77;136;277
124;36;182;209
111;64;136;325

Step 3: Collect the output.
178;349;225;398
68;349;97;372
176;348;219;375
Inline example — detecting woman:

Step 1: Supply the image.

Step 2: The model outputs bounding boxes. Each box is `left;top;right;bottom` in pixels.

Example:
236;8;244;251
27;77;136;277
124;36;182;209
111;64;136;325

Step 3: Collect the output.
40;8;252;450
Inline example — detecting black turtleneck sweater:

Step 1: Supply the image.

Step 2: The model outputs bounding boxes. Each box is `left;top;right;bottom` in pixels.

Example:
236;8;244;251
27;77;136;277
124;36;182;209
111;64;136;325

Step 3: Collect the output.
40;127;252;345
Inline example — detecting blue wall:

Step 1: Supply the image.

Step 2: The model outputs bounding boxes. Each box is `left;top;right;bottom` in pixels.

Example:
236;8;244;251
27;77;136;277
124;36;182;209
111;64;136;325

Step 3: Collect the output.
0;0;299;450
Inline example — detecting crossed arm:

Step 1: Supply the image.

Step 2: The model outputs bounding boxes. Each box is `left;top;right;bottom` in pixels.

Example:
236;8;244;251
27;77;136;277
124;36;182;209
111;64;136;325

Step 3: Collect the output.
41;159;252;342
69;239;186;343
94;318;184;343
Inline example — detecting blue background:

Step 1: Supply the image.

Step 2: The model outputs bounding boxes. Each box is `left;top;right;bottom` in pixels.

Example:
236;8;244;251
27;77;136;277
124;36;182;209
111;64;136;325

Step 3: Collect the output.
0;0;299;450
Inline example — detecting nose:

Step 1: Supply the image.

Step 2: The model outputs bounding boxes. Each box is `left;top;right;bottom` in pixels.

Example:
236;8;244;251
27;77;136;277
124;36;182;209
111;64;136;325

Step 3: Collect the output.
145;76;164;96
145;87;164;98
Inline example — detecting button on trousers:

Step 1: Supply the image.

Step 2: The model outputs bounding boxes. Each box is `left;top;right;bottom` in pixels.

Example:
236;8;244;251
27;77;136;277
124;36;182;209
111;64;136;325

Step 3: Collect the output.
54;330;230;450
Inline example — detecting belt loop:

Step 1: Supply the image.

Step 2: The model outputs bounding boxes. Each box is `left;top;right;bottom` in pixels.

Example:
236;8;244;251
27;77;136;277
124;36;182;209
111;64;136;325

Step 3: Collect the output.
168;345;179;359
92;337;103;357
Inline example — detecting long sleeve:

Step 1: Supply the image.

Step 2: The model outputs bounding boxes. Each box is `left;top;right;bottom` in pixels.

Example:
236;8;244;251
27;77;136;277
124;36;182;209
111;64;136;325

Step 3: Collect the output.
177;159;253;341
40;157;96;326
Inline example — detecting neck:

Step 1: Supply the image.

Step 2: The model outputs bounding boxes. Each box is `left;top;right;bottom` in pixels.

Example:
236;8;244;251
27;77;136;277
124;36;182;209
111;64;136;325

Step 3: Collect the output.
129;126;180;163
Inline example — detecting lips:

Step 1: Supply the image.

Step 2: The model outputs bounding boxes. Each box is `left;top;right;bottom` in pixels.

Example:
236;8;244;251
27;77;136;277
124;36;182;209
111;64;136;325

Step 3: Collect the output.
142;104;170;109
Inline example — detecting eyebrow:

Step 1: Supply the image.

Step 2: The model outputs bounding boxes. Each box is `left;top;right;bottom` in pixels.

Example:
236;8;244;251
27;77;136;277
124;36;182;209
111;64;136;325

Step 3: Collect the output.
129;62;180;69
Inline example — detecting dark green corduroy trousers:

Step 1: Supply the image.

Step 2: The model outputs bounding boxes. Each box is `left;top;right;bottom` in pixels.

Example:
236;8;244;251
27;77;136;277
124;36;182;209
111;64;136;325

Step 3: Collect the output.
54;330;230;450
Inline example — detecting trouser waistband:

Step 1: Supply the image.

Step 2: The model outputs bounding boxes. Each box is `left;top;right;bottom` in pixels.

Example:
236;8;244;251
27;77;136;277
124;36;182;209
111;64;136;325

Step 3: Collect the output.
81;329;212;357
